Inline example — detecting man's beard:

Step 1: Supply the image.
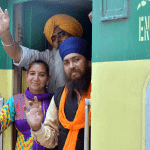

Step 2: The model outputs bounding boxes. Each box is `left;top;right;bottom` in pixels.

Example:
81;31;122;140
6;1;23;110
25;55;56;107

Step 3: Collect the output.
66;66;91;98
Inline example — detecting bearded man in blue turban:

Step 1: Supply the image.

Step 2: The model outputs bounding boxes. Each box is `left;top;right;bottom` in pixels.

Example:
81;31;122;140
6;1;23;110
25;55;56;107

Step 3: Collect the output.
25;37;92;150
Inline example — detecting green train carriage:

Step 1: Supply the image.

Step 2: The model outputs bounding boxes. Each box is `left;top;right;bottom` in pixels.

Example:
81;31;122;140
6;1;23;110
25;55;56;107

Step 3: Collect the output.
92;0;150;150
0;0;150;150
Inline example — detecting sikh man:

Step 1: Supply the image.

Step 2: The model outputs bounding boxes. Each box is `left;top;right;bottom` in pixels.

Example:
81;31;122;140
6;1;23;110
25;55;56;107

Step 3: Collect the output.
24;37;91;150
0;7;83;93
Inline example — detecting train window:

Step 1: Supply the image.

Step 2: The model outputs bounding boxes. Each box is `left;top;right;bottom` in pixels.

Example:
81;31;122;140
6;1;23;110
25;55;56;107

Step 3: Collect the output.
100;0;128;21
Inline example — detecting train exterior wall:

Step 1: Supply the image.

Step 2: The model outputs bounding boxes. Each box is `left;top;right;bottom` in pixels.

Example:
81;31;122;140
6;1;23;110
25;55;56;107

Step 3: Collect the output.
92;0;150;150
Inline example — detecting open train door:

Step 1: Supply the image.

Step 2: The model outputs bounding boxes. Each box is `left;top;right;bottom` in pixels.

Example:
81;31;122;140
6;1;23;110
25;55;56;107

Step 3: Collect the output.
92;0;150;150
19;0;92;93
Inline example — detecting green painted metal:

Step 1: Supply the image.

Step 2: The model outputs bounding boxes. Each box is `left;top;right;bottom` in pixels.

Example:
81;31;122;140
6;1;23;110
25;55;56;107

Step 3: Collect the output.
14;0;32;3
0;0;13;69
100;0;128;21
0;1;8;10
23;1;53;50
92;0;150;62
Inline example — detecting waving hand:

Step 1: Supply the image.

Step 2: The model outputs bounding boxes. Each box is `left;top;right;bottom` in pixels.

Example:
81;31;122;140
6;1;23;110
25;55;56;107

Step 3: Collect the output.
0;7;10;36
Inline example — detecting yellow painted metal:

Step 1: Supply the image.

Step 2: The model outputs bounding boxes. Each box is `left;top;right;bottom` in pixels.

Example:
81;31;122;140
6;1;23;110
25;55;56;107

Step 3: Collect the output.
0;70;13;150
91;60;150;150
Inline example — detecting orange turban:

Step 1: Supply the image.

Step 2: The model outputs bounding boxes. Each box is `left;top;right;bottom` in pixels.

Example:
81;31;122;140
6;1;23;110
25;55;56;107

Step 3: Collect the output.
44;14;83;46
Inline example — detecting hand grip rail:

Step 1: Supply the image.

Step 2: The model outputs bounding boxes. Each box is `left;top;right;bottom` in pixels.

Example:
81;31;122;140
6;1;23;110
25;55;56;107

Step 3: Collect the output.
84;98;91;150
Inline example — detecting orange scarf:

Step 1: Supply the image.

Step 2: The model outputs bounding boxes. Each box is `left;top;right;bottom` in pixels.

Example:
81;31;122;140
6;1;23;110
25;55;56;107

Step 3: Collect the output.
59;84;91;150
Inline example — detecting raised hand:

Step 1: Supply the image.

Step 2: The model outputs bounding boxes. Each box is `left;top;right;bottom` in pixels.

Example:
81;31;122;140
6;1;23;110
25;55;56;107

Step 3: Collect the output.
88;11;92;23
0;7;10;36
24;96;43;131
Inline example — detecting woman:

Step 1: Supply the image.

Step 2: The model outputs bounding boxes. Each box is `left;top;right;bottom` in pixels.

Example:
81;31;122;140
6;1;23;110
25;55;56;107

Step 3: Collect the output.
0;60;54;150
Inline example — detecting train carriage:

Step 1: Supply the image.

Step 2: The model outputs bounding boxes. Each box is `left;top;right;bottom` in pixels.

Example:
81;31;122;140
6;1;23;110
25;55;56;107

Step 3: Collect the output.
0;0;150;150
92;0;150;150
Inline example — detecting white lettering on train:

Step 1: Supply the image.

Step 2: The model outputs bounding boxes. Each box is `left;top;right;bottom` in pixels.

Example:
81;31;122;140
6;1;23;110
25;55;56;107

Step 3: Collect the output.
139;16;150;41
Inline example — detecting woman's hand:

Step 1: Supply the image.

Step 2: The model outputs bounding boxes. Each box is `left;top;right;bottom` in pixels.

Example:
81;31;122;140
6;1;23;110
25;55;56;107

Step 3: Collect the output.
24;96;43;131
0;7;10;36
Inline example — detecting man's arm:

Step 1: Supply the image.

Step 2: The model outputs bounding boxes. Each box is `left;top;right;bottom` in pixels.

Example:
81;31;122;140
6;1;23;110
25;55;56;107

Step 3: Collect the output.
0;30;22;62
0;8;54;71
0;8;22;62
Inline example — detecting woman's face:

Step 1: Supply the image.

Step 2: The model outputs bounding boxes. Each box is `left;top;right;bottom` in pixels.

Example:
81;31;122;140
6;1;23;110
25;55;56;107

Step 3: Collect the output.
26;63;50;94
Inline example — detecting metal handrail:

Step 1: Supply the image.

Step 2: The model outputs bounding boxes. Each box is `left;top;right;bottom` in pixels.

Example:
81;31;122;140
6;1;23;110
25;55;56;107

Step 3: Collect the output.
84;98;91;150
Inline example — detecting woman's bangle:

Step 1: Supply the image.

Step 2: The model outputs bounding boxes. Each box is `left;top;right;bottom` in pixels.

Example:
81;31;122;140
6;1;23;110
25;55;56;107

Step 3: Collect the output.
1;38;14;47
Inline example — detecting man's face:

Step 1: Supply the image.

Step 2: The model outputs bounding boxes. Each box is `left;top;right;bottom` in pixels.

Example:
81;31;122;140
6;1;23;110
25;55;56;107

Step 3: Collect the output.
63;53;91;80
51;26;71;48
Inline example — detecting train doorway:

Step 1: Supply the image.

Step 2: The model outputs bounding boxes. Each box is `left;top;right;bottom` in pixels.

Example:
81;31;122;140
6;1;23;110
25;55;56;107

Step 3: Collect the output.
12;1;92;150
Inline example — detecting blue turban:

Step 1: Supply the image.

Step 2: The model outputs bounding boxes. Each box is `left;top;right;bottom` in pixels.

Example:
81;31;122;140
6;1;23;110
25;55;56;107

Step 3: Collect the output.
59;37;91;60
